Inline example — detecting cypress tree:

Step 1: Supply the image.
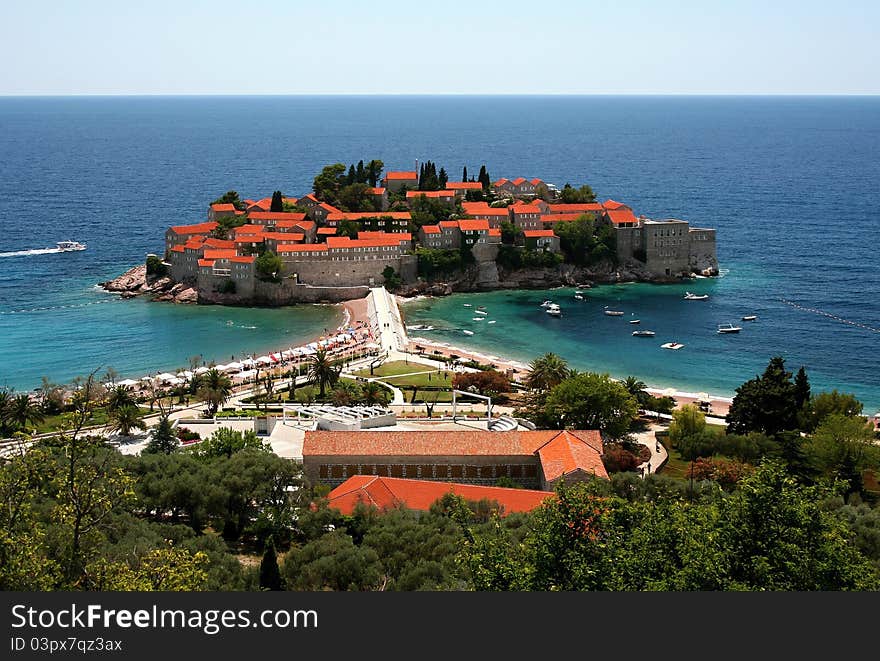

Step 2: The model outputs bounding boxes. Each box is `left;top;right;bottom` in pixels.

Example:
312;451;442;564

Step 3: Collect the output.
462;166;468;182
794;366;811;410
478;165;489;190
270;191;283;212
356;160;365;183
259;538;283;591
347;164;356;186
439;167;448;189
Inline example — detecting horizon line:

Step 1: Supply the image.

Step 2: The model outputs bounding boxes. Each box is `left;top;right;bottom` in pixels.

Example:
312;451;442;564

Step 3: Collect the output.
1;92;879;98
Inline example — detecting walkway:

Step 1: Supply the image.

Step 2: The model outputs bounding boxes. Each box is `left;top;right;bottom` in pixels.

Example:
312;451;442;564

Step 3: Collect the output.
633;423;669;477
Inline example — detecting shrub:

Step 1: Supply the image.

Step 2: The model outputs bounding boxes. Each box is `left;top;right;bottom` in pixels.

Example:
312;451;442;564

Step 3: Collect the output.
146;255;168;277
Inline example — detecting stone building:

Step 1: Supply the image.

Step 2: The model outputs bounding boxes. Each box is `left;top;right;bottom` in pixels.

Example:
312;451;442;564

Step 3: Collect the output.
302;429;607;490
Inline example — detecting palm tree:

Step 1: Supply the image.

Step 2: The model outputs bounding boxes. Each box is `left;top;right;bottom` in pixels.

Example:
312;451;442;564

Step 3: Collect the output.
107;404;146;437
526;352;571;391
308;348;339;400
3;392;45;433
196;368;233;417
0;389;13;435
362;382;389;406
106;384;136;412
623;376;648;404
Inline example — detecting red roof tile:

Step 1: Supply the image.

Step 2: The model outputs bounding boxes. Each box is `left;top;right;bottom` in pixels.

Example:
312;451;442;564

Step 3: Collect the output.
169;221;218;235
603;199;630;210
277;245;329;253
170;245;185;253
210;203;236;212
202;249;238;259
445;182;483;190
326;212;411;221
366;187;386;195
488;228;501;237
523;229;556;237
385;171;418;180
248;211;307;222
227;255;255;264
606;208;638;225
492;178;510;187
439;220;460;229
317;227;337;235
197;258;214;267
541;213;588;223
421;225;441;234
406;190;455;199
327;476;554;516
547;203;604;213
536;432;608;481
511;177;527;186
459;219;490;231
530;178;543;186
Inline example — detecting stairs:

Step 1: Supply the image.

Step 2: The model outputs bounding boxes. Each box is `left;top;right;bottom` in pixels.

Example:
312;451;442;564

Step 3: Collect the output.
488;416;518;432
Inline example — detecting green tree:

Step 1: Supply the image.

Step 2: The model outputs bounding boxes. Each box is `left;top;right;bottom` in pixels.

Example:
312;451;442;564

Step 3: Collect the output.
2;393;45;433
726;356;799;437
794;366;811;410
270;190;283;212
538;372;638;440
622;376;649;407
802;390;864;432
308;348;340;399
259;537;284;591
281;531;383;591
499;220;521;245
362;382;390;406
337;218;359;238
88;545;208;591
807;414;878;494
382;265;402;291
106;385;136;412
312;163;348;205
255;250;282;281
144;415;178;455
477;165;490;190
211;191;244;210
337;183;375;212
559;183;596;203
192;428;269;460
525;353;570;392
196;368;233;417
366;160;384;188
438;167;448;189
108;405;146;437
462;165;468;182
146;254;168;276
668;404;707;447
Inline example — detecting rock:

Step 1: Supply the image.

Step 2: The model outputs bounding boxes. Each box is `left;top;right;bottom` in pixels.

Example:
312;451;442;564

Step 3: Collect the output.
173;287;198;304
100;264;146;293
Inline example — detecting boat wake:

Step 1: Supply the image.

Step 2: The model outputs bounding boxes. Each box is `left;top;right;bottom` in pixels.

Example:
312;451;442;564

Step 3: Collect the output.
0;247;65;258
0;299;122;315
779;298;880;334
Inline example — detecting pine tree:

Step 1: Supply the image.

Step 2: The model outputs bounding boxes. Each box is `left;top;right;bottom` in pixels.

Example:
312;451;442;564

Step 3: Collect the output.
270;191;283;212
439;167;448;189
259;538;283;591
794;366;811;410
144;415;178;455
462;166;468;182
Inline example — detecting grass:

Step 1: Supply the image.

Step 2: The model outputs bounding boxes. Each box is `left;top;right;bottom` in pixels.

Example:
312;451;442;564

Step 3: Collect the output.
32;406;150;434
352;360;433;378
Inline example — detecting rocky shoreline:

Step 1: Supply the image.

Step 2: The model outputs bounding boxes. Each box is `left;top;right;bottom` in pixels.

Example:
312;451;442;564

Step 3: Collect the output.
99;264;198;304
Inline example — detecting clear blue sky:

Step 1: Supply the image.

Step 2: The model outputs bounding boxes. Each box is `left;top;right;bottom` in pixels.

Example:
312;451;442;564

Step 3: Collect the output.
2;0;878;95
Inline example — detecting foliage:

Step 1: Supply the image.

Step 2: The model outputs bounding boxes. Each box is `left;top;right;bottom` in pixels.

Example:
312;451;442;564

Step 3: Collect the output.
105;385;136;412
525;353;571;392
312;163;348;204
415;247;463;279
196;368;233;417
255;250;282;282
689;457;752;489
534;372;638;441
218;279;236;294
211;190;245;210
499;220;521;245
602;444;642;473
108;405;147;437
281;531;384;591
88;545;209;591
409;194;456;227
559;183;597;203
0;391;46;435
668;404;707;447
553;214;615;266
146;254;168;277
270;191;283;212
308;348;341;399
801;390;864;432
452;370;511;396
259;537;284;590
144;415;178;455
496;245;563;269
382;265;403;291
190;428;270;460
726;356;801;437
807;414;879;495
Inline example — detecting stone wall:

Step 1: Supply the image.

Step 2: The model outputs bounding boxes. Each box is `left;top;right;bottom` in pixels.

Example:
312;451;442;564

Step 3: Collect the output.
688;228;718;274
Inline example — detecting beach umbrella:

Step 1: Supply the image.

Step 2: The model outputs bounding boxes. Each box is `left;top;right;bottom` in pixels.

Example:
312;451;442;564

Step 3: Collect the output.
156;372;177;382
117;379;138;387
194;366;210;375
223;362;243;372
256;356;273;365
696;392;710;402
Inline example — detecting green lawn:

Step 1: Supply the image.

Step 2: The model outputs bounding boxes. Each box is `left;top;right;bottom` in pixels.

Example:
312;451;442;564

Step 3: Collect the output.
352;360;437;378
32;406;150;434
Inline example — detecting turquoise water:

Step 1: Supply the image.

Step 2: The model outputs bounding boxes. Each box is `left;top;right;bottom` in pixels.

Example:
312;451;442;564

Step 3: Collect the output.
0;96;878;406
400;266;880;411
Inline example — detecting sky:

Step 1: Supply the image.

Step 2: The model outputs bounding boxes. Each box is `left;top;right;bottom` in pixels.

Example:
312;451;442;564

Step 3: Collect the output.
2;0;878;95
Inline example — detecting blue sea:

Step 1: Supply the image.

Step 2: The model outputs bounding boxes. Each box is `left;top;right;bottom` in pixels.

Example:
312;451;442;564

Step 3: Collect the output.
0;96;878;409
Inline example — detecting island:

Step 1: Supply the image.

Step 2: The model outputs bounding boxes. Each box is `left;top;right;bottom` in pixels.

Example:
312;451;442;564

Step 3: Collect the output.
101;159;718;305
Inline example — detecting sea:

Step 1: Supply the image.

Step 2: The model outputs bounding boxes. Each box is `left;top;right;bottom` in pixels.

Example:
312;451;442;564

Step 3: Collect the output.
0;96;878;410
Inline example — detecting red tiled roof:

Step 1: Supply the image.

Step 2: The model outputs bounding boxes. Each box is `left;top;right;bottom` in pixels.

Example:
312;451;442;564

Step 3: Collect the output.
247;201;270;212
202;249;238;259
524;229;556;237
358;231;412;241
170;245;185;253
326;212;411;221
317;227;337;235
536;432;608;481
248;211;307;221
603;199;630;210
461;202;509;216
227;255;255;264
277;245;329;253
319;202;342;213
326;235;403;249
197;258;214;267
422;225;441;234
283;196;298;205
232;224;265;235
169;221;218;235
488;228;501;237
210;203;236;212
459;219;490;232
300;194;319;203
385;171;418;180
263;232;304;242
439;220;460;229
366;187;386;195
276;219;315;231
406;190;455;199
547;203;604;214
327;476;554;516
445;182;483;190
530;178;543;186
493;178;509;187
511;177;527;186
202;238;235;249
606;208;638;225
510;203;539;214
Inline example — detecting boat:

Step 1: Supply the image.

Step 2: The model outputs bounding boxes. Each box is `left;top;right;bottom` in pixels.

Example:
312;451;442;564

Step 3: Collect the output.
472;317;484;321
661;342;685;350
629;319;641;324
546;303;562;317
604;310;624;316
476;306;486;310
684;292;709;300
574;294;584;300
632;330;656;337
406;324;435;331
56;240;86;252
487;320;497;324
475;310;488;315
540;300;554;308
463;304;472;307
717;323;742;334
462;330;474;335
742;315;757;321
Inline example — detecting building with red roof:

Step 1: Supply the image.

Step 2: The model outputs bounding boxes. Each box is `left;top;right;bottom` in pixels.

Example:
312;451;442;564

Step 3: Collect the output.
406;189;456;206
327;476;554;516
522;229;560;253
381;171;418;191
207;203;244;221
303;429;607;489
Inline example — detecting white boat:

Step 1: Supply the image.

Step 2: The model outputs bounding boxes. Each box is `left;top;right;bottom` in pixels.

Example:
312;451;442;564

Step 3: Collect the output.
475;310;488;315
472;317;484;321
629;319;641;324
540;300;554;308
487;320;497;324
462;329;474;335
604;310;624;316
406;324;435;331
742;315;757;321
546;303;562;317
632;330;656;337
661;342;685;350
717;323;742;334
463;303;472;307
574;294;584;300
684;292;709;300
56;240;86;252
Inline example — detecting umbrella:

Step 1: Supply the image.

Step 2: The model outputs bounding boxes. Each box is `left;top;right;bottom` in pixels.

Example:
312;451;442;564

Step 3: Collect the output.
256;356;273;365
194;366;210;375
223;362;243;372
117;379;138;387
176;370;194;379
156;372;177;382
696;392;710;402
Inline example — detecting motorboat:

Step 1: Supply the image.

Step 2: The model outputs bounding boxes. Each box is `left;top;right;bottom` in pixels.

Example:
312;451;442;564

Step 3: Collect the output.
487;320;496;324
540;300;554;308
661;342;685;350
574;294;584;300
546;303;562;317
629;319;641;324
632;330;656;337
56;240;86;252
472;317;484;321
604;310;624;316
463;303;472;307
475;309;488;315
742;315;757;321
462;329;474;335
684;292;709;300
717;323;742;334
